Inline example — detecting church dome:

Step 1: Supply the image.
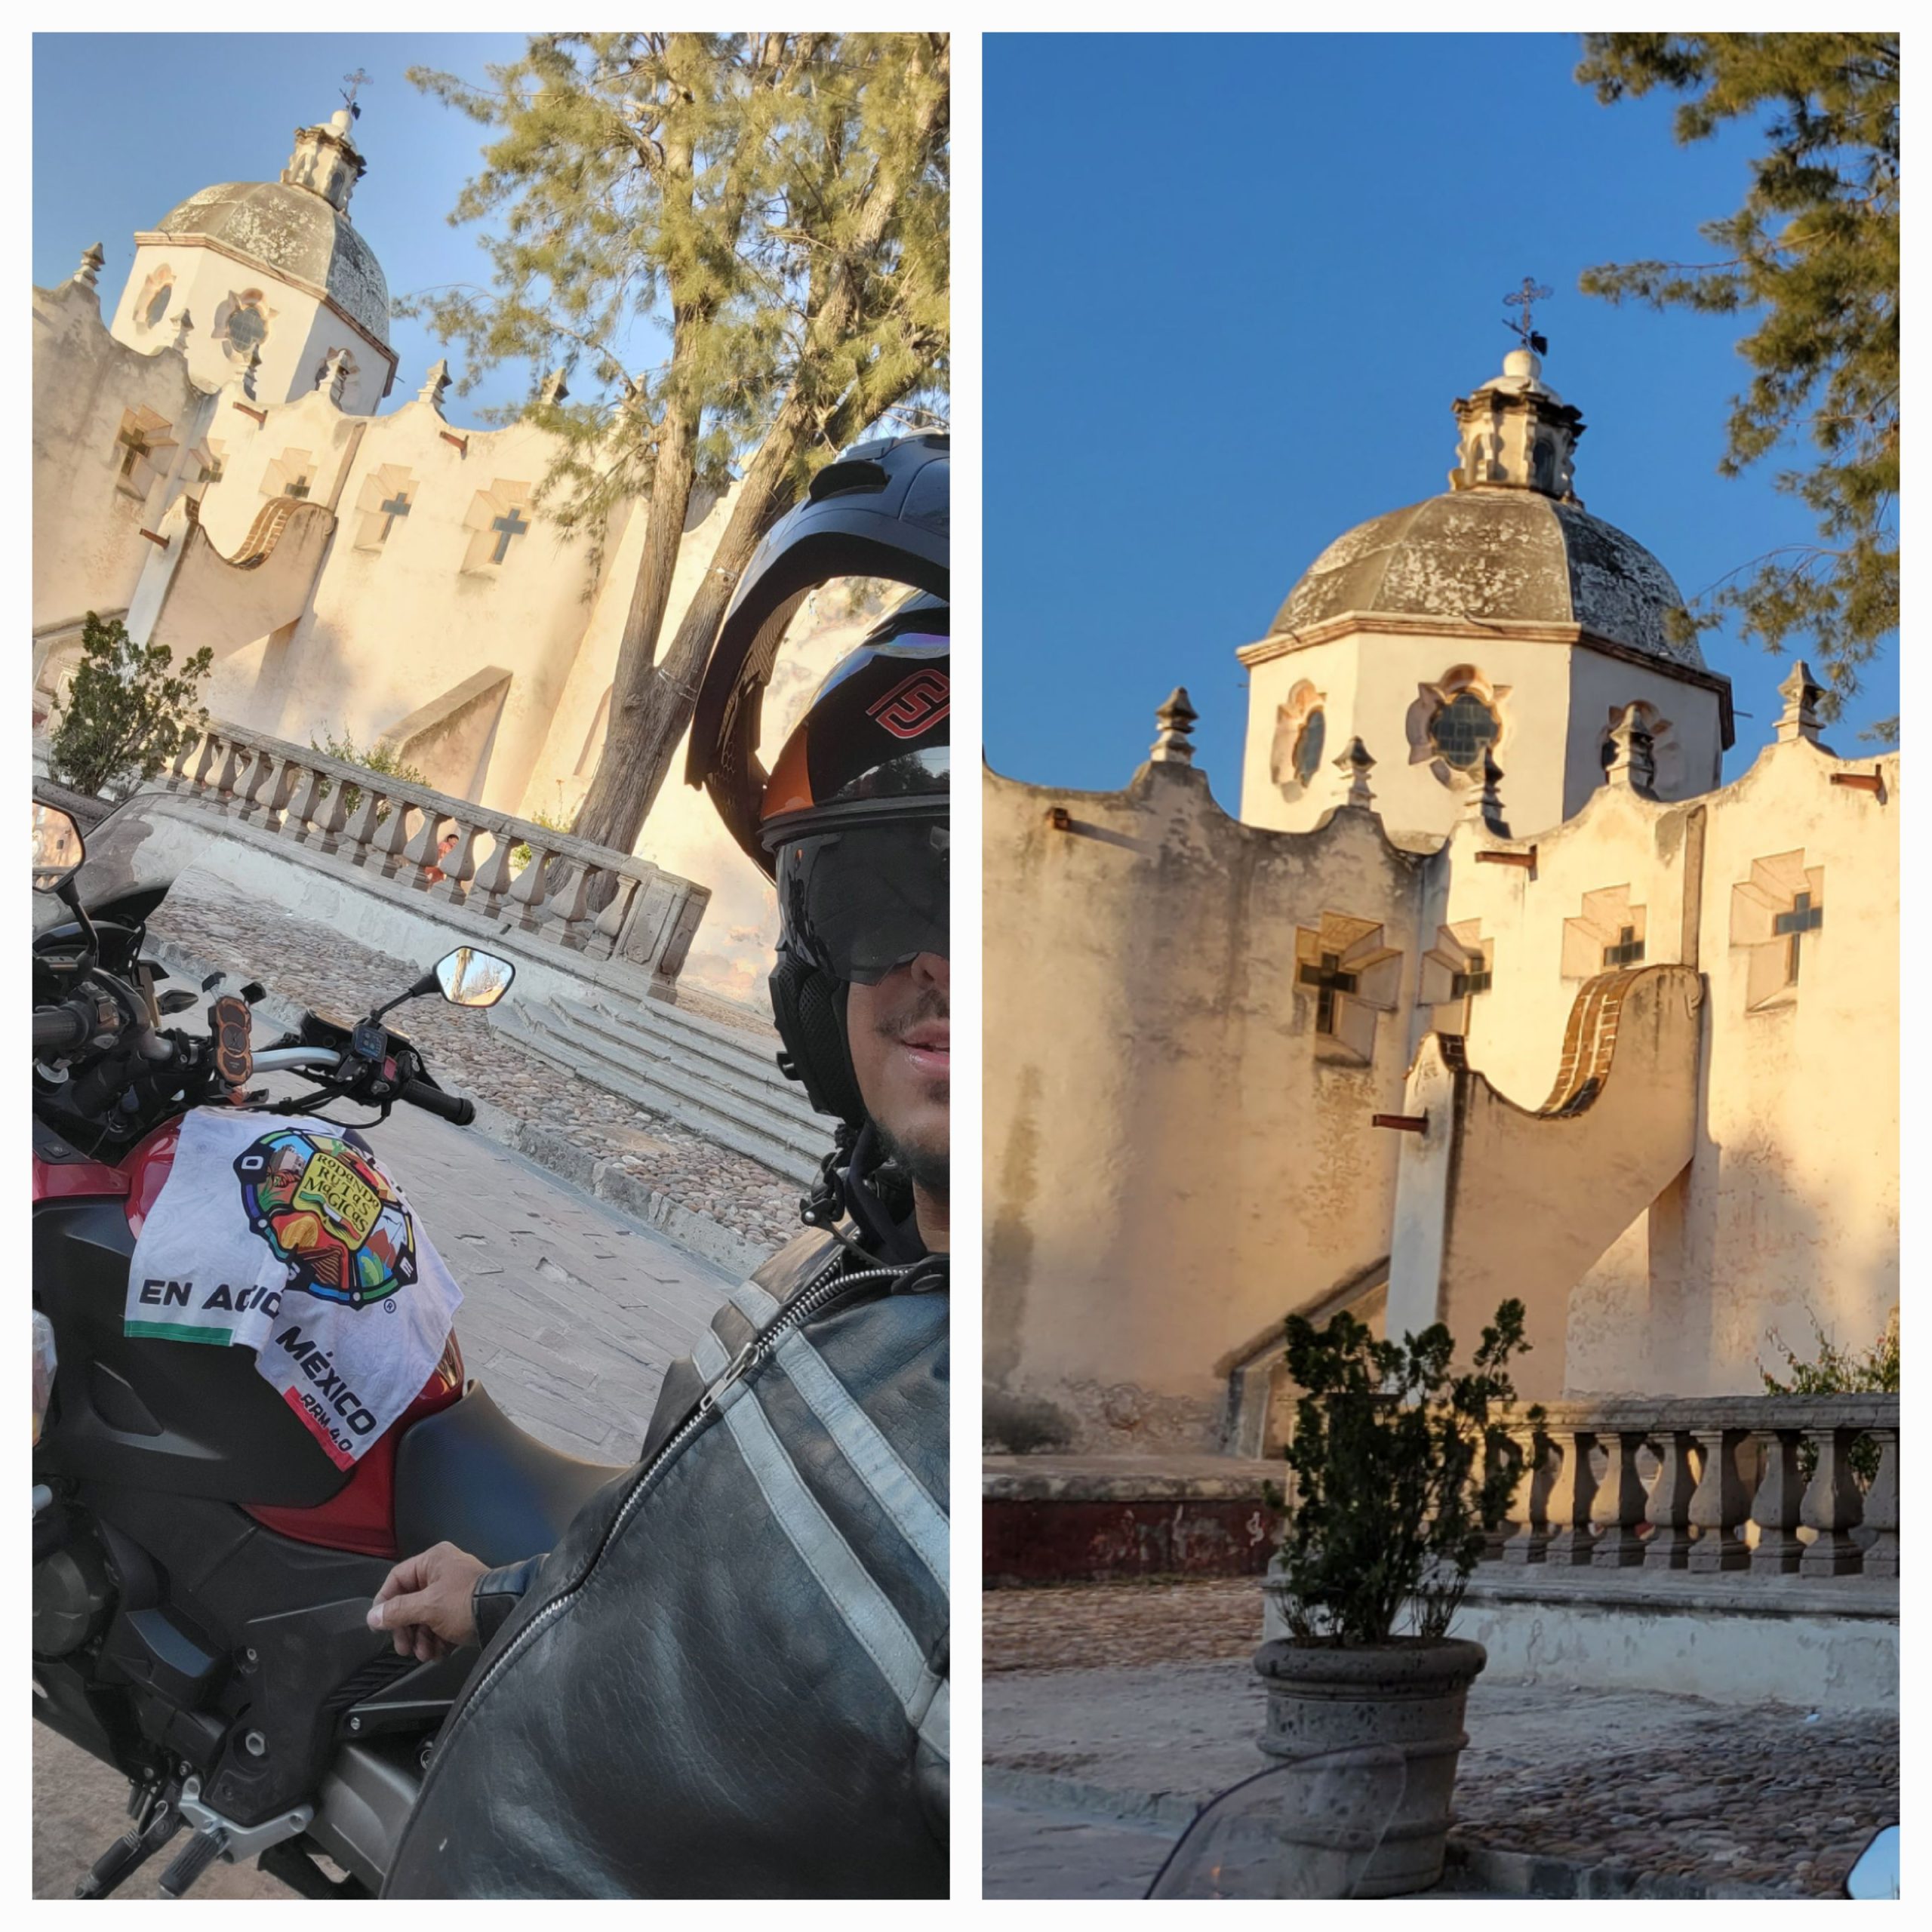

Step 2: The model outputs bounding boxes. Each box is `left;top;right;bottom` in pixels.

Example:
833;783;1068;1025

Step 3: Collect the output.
153;179;389;345
1271;346;1703;670
1272;490;1701;669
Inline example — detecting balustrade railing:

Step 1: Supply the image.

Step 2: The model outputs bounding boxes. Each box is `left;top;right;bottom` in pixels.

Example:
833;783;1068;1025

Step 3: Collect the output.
158;721;710;980
1484;1395;1897;1584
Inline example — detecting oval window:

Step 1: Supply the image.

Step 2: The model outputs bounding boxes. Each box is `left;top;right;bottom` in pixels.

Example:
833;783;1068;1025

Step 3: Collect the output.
1430;691;1500;771
1293;707;1327;786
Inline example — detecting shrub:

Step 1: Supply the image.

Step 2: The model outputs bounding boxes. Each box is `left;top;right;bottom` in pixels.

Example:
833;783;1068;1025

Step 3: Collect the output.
309;728;429;826
1274;1300;1540;1646
1759;1307;1898;1482
48;612;212;798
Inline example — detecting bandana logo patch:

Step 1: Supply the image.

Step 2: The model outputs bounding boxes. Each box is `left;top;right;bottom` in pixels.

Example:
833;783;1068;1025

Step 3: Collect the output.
235;1128;418;1308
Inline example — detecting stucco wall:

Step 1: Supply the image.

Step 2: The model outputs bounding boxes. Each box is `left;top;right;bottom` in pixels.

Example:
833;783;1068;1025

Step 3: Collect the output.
984;755;1427;1453
985;709;1899;1439
32;276;214;636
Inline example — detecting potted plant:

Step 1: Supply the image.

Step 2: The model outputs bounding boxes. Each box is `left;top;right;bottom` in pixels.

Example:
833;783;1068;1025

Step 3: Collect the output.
1256;1299;1539;1897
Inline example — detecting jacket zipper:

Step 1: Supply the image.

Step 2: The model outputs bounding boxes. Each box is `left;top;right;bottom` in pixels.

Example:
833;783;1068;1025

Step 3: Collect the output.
418;1254;906;1774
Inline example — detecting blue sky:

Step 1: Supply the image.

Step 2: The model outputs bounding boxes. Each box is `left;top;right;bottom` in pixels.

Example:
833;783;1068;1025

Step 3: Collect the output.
985;32;1897;792
33;32;649;429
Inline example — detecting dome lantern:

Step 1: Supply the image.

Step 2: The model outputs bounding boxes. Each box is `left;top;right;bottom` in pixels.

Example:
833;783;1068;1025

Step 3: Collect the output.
1451;348;1586;502
281;107;367;217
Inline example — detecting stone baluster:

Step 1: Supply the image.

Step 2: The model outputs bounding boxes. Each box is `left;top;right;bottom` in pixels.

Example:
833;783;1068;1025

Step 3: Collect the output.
281;761;326;843
312;768;352;854
187;731;222;795
260;752;302;831
1798;1426;1865;1577
165;728;205;792
433;821;485;908
589;873;641;960
548;858;599;950
1749;1429;1807;1574
1642;1428;1697;1569
507;845;555;933
235;745;278;821
1686;1427;1751;1572
469;832;520;916
1860;1429;1898;1580
373;799;419;878
340;786;389;869
1544;1428;1599;1565
399;808;449;890
211;735;245;804
1501;1425;1552;1564
1591;1429;1650;1567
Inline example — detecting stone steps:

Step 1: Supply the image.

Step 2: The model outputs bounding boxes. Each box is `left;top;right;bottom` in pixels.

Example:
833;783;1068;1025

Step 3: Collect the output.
488;998;832;1186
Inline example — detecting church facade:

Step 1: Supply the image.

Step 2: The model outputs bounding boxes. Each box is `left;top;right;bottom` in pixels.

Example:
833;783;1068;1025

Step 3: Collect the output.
984;349;1897;1451
31;103;869;1002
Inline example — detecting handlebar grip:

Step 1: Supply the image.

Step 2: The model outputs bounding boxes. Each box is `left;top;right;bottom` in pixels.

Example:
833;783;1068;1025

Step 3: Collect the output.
33;1004;94;1057
399;1078;475;1127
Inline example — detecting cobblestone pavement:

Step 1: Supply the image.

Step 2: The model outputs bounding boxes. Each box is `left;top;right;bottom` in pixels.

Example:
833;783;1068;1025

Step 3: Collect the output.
35;1054;739;1897
982;1583;1897;1899
149;866;803;1254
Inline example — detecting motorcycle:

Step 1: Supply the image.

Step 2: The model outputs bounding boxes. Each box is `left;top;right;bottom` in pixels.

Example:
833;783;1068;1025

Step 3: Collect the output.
32;799;625;1898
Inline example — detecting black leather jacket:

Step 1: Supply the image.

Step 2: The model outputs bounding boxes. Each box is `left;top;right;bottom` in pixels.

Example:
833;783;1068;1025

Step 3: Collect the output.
382;1226;949;1898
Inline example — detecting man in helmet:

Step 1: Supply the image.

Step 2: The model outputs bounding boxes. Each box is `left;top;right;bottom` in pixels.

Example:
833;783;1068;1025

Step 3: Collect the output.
375;434;949;1899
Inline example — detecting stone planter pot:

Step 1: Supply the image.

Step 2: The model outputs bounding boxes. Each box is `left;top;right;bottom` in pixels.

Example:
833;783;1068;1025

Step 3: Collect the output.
1252;1633;1487;1898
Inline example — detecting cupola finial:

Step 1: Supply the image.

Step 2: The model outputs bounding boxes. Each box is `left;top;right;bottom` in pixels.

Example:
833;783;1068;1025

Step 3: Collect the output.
1150;688;1198;764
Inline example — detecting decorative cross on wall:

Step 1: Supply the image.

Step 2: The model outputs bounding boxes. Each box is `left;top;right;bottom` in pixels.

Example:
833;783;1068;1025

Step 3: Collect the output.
377;490;412;541
1603;924;1646;969
116;425;151;478
1773;891;1824;983
490;504;530;564
1297;952;1358;1035
283;477;312;500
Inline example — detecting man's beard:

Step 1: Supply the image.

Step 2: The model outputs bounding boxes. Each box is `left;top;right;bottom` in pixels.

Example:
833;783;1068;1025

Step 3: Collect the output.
875;1116;948;1198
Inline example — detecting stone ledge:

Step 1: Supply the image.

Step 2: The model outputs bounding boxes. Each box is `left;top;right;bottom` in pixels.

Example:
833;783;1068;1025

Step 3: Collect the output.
983;1455;1281;1503
1456;1560;1899;1623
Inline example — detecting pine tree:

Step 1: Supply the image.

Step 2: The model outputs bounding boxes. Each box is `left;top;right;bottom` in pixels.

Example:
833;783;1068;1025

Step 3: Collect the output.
1576;34;1898;734
48;613;212;799
405;33;949;851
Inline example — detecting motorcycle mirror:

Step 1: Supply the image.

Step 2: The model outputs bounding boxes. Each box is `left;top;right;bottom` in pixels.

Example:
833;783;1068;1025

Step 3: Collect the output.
435;948;515;1009
32;803;85;894
1845;1824;1899;1900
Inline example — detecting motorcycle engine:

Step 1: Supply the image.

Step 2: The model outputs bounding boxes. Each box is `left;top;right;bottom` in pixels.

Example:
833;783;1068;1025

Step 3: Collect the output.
34;1539;113;1656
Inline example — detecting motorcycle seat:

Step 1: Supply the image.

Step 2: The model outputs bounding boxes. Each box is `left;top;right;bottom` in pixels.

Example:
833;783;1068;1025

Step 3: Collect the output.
392;1382;629;1570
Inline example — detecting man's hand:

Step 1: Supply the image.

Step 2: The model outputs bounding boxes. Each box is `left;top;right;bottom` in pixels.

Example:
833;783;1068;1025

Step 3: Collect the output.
368;1542;488;1661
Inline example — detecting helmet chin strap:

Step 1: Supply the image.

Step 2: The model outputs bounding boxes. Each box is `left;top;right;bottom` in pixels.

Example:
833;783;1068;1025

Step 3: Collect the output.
800;1118;925;1265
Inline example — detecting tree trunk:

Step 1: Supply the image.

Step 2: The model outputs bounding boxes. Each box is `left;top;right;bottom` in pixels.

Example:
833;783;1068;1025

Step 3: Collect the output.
570;391;700;851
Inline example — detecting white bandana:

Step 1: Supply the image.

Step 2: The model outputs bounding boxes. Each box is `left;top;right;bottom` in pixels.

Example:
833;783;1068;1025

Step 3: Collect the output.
124;1109;463;1468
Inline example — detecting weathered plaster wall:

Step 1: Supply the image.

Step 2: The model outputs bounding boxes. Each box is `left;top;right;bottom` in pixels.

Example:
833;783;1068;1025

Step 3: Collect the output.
32;276;213;638
983;755;1427;1453
986;706;1898;1441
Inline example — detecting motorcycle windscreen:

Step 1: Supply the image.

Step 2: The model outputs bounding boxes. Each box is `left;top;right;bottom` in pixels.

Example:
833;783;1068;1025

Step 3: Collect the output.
1145;1746;1408;1900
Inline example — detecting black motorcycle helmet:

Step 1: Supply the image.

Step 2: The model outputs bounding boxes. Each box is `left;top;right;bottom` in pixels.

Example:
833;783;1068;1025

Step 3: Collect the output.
688;432;949;1249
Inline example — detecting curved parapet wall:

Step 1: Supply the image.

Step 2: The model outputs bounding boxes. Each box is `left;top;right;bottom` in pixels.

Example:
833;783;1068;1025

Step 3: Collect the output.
128;489;337;662
1386;964;1706;1400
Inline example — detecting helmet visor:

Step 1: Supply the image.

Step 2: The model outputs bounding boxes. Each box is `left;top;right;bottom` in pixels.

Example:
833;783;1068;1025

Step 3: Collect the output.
774;818;949;986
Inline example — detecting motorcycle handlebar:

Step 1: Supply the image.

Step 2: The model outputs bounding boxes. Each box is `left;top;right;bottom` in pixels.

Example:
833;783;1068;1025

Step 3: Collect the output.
33;1002;97;1057
399;1078;475;1127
